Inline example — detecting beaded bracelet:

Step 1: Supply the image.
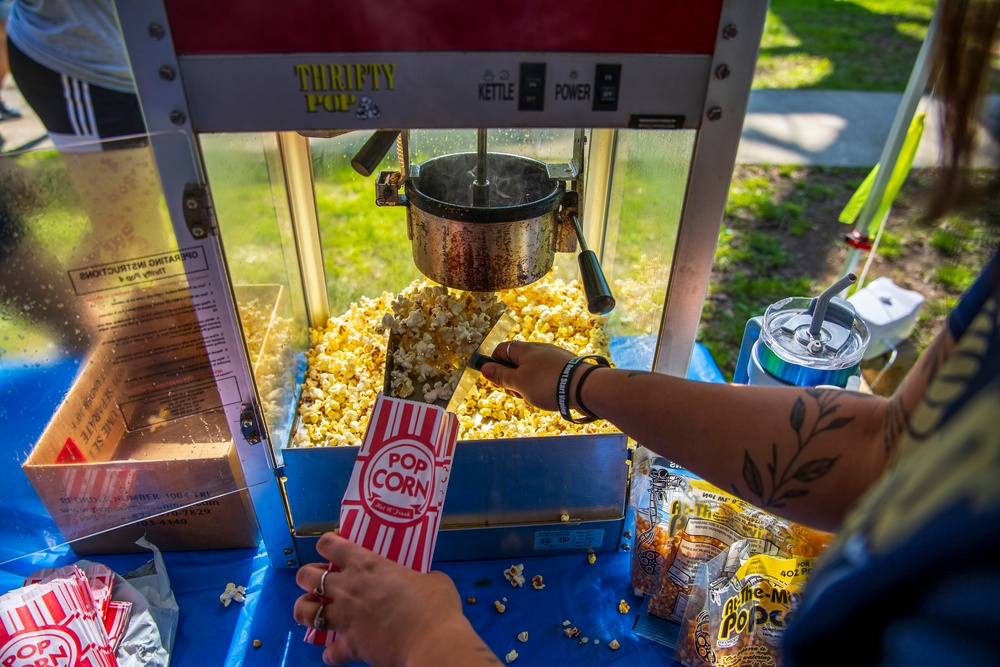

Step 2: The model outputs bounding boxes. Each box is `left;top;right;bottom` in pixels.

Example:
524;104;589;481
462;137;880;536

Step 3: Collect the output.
556;354;611;423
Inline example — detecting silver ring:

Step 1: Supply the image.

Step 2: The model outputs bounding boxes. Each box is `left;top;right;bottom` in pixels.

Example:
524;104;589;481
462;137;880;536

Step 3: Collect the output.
504;341;514;360
313;568;330;598
313;601;327;630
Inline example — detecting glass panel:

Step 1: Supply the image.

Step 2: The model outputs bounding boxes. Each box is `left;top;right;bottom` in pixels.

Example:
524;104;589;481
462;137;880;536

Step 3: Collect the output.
200;133;309;459
0;135;255;567
602;129;696;370
309;128;579;313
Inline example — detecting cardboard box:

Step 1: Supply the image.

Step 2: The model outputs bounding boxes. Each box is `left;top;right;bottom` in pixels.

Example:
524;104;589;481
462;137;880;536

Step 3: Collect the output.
22;347;258;555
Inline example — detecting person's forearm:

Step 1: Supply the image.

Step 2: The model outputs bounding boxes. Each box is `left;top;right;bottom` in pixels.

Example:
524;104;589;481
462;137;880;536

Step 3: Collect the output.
577;367;886;531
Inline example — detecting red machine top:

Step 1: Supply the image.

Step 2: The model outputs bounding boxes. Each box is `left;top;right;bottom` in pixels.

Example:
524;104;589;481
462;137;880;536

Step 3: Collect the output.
163;0;725;56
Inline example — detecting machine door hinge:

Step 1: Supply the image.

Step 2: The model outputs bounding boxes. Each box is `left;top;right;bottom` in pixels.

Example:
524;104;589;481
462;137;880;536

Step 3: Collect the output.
240;402;263;445
182;183;217;239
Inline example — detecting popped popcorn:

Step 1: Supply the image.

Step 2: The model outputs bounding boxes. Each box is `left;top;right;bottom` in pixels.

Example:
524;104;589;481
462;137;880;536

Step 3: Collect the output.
504;564;526;587
219;582;246;607
564;627;581;639
618;599;630;614
239;297;296;435
505;649;519;663
517;632;529;643
380;283;507;404
531;575;545;590
494;601;507;613
290;270;620;448
609;639;621;650
587;553;597;565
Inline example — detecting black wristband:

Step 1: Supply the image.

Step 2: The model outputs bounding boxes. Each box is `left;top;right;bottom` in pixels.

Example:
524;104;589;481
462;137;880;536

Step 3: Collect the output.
556;355;610;423
574;363;604;420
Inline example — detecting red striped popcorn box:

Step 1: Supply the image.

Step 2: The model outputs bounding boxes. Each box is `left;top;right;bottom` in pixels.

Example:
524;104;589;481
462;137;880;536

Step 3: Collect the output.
25;564;114;621
102;602;132;652
305;394;458;646
0;572;116;667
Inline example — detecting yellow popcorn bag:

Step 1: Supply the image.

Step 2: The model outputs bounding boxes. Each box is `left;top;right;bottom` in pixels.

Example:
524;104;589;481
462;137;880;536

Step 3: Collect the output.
640;475;830;625
675;540;814;667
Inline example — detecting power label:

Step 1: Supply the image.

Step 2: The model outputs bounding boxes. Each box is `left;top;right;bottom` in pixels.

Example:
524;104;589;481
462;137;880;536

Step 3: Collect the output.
534;529;605;550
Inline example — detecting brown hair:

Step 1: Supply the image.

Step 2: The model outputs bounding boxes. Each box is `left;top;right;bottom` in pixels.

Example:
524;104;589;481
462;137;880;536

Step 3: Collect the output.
923;0;1000;222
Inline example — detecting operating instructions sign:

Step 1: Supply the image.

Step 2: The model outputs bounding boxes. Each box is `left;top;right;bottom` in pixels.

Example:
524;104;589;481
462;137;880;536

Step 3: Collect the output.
69;247;208;295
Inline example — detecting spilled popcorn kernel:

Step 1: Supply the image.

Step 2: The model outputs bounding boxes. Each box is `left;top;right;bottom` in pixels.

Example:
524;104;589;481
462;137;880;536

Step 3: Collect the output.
517;632;529;643
531;575;545;590
579;637;590;645
219;582;247;607
560;513;570;522
504;564;526;587
618;599;630;614
252;640;262;649
505;649;519;663
562;620;572;627
494;601;507;613
587;553;596;565
467;597;477;604
609;639;621;650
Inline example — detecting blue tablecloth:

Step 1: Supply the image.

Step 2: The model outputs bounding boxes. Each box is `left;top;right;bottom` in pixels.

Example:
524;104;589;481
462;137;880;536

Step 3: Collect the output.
0;540;681;667
0;342;725;665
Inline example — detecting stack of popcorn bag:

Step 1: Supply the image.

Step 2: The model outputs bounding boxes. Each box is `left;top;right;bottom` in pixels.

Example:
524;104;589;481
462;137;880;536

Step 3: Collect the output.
0;564;131;666
305;393;458;646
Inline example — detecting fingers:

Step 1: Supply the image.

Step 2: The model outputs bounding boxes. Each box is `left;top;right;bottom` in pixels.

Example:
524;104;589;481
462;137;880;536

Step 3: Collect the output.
295;561;340;597
293;592;331;629
481;358;510;387
316;532;360;570
496;340;516;364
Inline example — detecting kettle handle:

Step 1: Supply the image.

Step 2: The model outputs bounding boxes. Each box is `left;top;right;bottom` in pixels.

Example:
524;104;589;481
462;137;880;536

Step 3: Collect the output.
572;215;615;315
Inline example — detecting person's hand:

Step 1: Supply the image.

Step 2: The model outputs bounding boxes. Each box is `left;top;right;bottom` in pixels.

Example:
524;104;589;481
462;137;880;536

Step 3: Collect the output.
481;341;576;412
294;532;498;667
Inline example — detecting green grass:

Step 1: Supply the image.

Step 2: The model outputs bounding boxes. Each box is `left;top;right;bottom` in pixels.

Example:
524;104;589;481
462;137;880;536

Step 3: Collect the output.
756;0;939;91
725;170;819;237
876;229;905;260
934;263;978;291
701;271;816;375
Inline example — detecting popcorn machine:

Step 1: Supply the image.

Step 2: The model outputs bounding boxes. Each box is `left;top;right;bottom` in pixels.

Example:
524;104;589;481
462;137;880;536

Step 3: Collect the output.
1;0;767;570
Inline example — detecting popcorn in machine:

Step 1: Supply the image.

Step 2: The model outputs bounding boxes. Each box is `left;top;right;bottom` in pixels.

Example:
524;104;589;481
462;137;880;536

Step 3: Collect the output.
0;0;767;570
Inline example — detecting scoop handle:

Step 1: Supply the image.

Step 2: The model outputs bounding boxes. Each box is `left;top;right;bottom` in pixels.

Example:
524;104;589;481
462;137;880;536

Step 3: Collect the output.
469;351;518;372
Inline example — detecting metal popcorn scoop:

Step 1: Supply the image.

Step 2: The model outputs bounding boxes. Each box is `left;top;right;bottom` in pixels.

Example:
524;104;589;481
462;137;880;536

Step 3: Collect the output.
383;309;515;412
445;310;516;413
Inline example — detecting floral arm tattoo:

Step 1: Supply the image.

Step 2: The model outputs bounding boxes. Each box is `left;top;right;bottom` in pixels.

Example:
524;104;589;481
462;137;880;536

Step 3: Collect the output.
736;388;853;510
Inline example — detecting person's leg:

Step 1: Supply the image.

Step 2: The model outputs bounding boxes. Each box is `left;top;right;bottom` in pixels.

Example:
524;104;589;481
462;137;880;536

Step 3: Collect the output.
6;36;158;269
0;18;22;120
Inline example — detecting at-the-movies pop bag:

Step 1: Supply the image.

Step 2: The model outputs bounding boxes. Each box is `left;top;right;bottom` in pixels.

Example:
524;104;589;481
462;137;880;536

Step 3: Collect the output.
630;453;830;627
675;539;814;667
629;447;698;597
305;393;458;646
